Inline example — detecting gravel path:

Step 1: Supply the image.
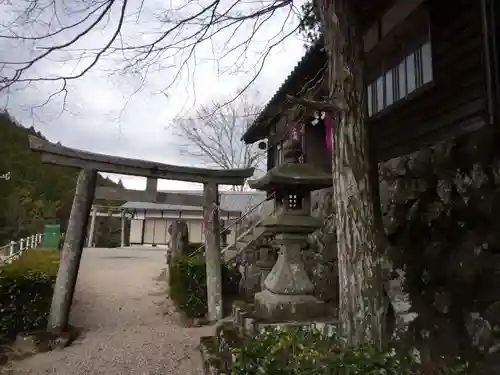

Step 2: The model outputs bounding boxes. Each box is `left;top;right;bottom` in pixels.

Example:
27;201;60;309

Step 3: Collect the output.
6;247;214;375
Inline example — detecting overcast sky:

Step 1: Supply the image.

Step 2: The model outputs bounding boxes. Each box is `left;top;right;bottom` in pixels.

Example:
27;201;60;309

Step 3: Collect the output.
0;0;307;191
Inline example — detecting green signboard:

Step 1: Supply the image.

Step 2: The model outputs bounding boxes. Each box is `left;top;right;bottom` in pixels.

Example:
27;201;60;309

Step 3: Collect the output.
43;222;61;249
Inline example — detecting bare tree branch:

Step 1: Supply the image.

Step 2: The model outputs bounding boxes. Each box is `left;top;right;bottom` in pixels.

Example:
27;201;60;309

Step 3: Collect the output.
0;0;300;104
170;89;265;190
0;0;324;163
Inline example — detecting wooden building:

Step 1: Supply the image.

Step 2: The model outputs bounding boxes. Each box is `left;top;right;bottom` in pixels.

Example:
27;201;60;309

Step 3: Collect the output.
122;190;270;246
242;0;500;172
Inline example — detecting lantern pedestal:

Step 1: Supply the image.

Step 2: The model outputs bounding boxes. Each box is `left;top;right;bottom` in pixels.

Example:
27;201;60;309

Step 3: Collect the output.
254;233;326;321
255;289;326;321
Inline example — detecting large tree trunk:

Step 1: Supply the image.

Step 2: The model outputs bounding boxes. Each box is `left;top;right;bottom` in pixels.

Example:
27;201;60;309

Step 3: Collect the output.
317;0;386;347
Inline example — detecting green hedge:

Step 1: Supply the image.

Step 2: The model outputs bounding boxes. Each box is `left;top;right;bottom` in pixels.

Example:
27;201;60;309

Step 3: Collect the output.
183;242;203;256
0;249;60;339
169;253;241;318
231;326;469;375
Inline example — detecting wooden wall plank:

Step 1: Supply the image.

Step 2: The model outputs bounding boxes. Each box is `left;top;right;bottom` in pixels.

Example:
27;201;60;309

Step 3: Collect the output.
369;0;488;160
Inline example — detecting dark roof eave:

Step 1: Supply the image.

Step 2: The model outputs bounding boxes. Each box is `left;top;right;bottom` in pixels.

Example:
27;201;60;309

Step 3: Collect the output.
241;37;324;145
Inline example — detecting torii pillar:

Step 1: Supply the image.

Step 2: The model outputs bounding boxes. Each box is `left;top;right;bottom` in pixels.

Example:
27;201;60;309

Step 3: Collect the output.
204;181;222;322
87;206;97;248
48;169;97;334
120;210;126;248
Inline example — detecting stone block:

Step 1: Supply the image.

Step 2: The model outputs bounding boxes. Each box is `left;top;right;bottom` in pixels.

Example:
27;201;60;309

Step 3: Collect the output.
254;289;327;322
232;305;241;327
199;336;223;375
237;311;248;333
256;319;339;338
243;317;257;335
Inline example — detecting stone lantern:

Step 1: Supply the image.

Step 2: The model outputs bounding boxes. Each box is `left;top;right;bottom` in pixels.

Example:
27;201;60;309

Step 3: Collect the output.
248;137;332;321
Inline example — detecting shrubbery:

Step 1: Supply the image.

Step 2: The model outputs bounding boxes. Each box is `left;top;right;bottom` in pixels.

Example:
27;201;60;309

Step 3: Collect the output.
231;326;469;375
183;242;203;256
58;233;64;249
168;253;240;318
107;236;121;248
0;249;60;339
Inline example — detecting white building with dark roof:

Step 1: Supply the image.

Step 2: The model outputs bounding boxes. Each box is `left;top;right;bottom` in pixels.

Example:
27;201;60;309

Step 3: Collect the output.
121;190;271;246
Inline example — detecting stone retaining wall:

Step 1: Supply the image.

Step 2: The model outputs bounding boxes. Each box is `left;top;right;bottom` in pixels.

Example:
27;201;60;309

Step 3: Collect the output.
379;127;500;370
305;126;500;370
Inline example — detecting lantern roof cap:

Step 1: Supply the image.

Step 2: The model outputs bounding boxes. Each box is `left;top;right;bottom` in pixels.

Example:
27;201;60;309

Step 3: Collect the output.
248;139;332;192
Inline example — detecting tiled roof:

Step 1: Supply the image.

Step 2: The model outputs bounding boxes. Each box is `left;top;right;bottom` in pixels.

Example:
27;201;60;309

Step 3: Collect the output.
121;190;267;213
242;37;324;143
121;201;202;211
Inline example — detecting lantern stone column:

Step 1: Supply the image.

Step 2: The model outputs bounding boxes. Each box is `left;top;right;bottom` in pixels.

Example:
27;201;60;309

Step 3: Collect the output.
255;234;277;290
248;138;333;321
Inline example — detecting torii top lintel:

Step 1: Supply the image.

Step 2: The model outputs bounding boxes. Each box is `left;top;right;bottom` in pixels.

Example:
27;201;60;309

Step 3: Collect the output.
29;136;254;185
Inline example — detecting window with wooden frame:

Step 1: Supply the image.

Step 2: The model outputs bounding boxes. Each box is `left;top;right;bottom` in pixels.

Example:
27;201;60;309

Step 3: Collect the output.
367;40;433;116
365;6;433;117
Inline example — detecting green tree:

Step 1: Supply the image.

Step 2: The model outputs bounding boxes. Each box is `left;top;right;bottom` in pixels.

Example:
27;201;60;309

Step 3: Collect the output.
0;112;119;245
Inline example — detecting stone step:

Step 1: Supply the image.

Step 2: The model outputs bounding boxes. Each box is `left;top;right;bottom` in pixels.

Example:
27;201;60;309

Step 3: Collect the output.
223;243;237;251
252;226;266;238
230;300;339;335
217;322;243;362
235;235;257;249
238;232;255;242
199;336;224;375
221;249;239;262
257;319;339;337
199;320;244;375
223;226;269;262
235;240;251;251
199;300;339;374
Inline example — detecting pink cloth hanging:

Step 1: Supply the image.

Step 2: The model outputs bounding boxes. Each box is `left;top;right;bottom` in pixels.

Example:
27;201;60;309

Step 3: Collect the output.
287;122;300;140
324;112;333;154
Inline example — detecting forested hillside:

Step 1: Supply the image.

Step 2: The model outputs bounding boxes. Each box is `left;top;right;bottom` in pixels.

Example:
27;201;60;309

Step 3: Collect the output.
0;112;118;245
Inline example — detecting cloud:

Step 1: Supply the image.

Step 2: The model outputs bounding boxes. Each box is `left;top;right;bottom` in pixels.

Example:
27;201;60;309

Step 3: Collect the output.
0;0;307;191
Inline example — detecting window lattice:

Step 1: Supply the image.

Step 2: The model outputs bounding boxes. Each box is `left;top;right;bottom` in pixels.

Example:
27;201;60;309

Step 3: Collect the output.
287;194;298;209
367;39;433;117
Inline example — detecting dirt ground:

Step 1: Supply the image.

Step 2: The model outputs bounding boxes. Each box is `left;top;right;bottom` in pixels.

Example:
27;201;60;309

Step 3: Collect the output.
3;247;214;375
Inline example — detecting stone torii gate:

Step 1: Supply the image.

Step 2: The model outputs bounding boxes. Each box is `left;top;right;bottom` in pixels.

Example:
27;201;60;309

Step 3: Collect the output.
28;136;254;334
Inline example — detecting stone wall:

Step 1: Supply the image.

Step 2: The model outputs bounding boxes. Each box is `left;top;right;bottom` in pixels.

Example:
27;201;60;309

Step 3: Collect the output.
305;126;500;370
380;126;500;371
306;187;338;305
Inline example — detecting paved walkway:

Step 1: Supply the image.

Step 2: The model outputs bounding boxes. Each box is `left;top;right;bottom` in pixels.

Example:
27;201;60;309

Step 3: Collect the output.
5;247;213;375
